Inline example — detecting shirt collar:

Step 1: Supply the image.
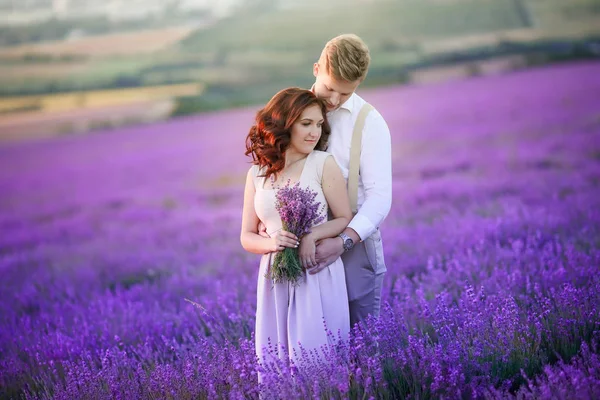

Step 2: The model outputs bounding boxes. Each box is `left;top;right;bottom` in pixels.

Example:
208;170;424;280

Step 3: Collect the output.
310;84;356;114
338;92;356;113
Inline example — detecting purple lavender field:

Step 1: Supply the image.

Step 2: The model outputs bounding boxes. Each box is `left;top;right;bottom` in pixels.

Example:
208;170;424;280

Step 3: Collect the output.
1;61;600;399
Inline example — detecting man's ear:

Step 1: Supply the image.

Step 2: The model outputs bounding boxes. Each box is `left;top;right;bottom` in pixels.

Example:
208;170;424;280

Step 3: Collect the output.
313;62;319;78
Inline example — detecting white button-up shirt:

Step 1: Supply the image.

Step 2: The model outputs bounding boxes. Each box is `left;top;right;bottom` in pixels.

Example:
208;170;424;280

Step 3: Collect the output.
326;92;392;241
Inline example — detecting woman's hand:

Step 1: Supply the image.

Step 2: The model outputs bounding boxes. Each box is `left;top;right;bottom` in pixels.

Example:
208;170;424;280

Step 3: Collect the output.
299;233;317;270
270;230;299;253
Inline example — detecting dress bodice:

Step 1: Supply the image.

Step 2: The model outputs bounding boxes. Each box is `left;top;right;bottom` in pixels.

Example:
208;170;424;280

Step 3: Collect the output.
251;150;331;237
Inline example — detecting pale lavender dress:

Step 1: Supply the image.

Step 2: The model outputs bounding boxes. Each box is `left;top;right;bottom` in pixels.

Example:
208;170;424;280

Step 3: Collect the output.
250;150;350;365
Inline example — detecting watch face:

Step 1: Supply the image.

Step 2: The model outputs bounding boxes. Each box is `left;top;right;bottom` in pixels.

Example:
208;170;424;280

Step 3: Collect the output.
344;238;353;249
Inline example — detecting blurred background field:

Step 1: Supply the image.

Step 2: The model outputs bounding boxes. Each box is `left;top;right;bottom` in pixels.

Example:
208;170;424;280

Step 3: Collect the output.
0;0;599;141
2;1;600;399
1;59;599;400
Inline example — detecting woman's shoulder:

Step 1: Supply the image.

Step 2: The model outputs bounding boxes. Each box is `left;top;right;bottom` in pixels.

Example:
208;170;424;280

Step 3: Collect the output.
311;150;332;162
247;164;258;176
310;151;335;183
247;164;266;186
248;163;268;174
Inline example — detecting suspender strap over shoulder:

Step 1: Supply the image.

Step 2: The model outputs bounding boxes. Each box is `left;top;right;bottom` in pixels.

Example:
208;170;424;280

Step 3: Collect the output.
348;102;374;214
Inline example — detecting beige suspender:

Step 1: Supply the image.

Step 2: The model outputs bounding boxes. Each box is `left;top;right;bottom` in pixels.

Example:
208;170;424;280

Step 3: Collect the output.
348;102;374;214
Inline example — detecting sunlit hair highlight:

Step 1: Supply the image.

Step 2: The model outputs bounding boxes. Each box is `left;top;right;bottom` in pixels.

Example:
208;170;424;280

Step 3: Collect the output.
319;33;371;82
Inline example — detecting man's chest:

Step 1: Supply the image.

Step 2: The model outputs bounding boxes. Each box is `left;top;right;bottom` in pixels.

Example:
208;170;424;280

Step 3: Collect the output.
326;113;355;174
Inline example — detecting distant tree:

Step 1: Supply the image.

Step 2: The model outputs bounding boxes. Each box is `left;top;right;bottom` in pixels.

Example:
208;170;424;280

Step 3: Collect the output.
113;74;142;88
511;0;534;27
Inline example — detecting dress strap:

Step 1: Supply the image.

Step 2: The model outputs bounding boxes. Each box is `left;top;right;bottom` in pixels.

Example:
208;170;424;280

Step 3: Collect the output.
310;151;331;185
249;164;263;189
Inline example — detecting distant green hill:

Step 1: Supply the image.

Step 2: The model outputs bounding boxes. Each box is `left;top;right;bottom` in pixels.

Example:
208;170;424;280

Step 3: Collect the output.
526;0;600;27
179;0;529;54
1;0;598;118
168;0;600;117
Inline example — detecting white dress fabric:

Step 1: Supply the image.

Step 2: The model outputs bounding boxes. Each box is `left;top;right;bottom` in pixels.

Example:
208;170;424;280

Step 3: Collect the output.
251;150;350;365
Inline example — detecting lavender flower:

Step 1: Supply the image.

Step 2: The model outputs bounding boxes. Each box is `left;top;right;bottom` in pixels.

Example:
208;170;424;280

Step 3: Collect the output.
2;62;600;399
269;180;326;284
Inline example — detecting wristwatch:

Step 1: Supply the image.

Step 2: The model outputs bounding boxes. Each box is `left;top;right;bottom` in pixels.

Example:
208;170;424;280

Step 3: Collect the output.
338;232;354;252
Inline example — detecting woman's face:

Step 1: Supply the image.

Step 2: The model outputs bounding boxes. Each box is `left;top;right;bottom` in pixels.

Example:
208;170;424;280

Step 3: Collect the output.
288;104;324;155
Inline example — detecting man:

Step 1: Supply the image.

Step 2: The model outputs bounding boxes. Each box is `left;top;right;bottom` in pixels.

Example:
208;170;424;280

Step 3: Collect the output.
307;34;392;327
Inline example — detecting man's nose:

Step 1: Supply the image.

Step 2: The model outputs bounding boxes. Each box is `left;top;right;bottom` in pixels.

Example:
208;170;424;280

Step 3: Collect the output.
330;92;340;105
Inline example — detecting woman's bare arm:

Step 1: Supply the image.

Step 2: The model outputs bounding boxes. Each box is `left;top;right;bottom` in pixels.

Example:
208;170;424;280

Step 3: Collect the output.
240;168;299;254
298;156;352;268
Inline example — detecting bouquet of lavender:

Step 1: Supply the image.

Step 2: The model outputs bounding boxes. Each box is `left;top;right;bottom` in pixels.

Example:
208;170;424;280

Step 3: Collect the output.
269;181;326;284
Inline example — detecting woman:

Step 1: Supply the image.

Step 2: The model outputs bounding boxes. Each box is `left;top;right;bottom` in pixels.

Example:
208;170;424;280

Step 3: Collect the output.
240;88;352;365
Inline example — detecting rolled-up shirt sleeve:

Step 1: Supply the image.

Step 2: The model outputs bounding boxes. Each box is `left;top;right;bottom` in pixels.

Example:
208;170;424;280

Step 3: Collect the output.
347;110;392;241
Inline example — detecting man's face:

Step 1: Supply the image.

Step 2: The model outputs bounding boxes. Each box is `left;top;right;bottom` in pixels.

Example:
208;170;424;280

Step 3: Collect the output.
312;62;361;112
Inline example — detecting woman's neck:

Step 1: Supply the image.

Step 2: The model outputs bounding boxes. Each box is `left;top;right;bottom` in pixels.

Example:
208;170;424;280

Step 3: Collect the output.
284;150;308;168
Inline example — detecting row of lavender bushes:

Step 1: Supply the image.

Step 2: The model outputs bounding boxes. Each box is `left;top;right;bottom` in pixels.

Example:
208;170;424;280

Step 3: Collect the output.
1;62;599;399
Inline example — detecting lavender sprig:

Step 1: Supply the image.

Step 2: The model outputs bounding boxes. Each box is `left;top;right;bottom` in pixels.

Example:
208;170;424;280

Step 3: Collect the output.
269;180;326;284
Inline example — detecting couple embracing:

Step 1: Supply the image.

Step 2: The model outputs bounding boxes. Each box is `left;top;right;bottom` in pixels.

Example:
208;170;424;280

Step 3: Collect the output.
240;34;392;366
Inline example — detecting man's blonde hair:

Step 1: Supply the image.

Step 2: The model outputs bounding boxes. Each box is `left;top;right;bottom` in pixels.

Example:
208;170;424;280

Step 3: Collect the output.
318;34;371;82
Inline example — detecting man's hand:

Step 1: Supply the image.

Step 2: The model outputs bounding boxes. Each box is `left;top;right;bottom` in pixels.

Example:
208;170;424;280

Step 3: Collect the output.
309;237;344;275
258;221;270;238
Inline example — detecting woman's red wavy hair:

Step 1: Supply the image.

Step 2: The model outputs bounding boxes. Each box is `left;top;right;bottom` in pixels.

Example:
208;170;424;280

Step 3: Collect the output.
245;87;331;179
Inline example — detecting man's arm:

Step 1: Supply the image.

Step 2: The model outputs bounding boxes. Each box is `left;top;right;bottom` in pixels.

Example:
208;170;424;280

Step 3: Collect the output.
310;110;392;274
347;109;392;241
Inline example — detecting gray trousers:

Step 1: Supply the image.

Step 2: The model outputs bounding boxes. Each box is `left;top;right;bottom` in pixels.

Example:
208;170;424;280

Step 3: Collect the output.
341;228;386;327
